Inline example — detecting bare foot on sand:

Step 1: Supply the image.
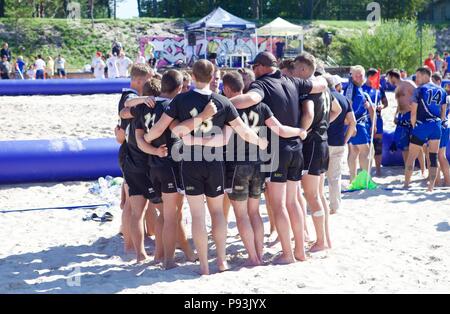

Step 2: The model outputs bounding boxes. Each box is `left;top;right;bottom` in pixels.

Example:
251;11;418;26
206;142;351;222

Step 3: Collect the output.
185;252;199;263
272;253;295;265
217;260;230;272
309;242;329;253
294;247;307;261
163;260;178;270
242;258;262;268
136;253;151;264
330;209;337;215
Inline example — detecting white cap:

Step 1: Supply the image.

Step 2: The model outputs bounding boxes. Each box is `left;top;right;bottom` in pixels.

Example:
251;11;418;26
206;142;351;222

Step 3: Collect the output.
332;75;344;87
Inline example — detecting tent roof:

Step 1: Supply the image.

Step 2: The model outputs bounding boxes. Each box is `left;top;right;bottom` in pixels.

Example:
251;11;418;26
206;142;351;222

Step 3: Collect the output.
185;7;256;32
257;17;303;36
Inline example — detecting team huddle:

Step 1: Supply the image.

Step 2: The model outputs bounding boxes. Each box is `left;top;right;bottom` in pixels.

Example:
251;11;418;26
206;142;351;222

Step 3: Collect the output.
114;51;449;275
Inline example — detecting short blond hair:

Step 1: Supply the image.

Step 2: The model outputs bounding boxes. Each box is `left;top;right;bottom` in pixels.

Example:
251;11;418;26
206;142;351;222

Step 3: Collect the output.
351;65;365;76
193;60;215;83
130;63;152;79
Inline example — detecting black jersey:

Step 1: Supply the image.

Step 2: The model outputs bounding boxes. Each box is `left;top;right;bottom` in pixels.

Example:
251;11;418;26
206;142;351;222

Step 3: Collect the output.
164;89;239;161
303;89;334;143
118;88;138;132
227;102;273;165
132;98;181;167
248;70;313;143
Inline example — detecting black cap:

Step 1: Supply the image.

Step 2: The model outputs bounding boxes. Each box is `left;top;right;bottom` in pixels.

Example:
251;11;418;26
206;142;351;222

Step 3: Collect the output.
248;52;278;67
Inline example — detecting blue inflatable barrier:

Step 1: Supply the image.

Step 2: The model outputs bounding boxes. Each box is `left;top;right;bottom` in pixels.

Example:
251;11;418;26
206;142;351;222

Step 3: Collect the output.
0;79;131;96
1;132;449;184
0;138;121;184
381;130;404;166
382;130;450;166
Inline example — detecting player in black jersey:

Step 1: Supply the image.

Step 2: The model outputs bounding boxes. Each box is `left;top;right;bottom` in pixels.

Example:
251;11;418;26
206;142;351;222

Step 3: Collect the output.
121;70;197;269
143;60;267;275
293;53;342;253
118;65;166;263
115;64;153;257
222;71;307;266
230;52;327;265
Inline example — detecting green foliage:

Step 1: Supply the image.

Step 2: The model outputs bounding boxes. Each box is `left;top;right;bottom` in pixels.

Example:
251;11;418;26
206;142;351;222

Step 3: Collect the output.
338;20;435;74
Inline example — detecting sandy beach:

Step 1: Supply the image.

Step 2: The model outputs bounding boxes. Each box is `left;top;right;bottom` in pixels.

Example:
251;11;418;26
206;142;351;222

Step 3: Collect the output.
0;93;449;294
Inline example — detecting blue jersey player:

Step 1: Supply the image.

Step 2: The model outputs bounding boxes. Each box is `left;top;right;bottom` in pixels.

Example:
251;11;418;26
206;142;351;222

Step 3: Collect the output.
404;67;448;191
438;93;450;186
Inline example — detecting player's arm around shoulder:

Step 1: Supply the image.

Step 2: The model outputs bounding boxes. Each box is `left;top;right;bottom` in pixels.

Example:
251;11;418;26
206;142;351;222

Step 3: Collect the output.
265;116;306;140
136;128;168;157
228;116;268;150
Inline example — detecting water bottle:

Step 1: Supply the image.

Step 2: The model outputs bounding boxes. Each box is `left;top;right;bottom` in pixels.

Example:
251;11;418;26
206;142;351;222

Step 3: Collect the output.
98;177;108;192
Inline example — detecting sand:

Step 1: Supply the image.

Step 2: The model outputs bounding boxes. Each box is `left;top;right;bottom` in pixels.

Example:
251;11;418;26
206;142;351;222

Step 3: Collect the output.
0;93;449;294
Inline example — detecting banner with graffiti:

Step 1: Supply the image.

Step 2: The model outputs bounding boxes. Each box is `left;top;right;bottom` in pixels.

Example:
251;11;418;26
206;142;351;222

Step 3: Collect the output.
139;36;296;68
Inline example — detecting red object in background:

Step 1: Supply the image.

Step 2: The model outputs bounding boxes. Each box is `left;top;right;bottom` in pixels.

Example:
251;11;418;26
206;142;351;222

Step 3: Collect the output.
424;58;436;72
368;68;381;90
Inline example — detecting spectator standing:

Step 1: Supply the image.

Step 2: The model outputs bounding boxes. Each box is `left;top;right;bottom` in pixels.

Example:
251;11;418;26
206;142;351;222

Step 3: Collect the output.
106;52;119;79
92;51;106;79
34;55;46;79
424;53;436;73
434;53;444;75
112;40;122;57
14;56;26;79
444;52;450;78
55;54;66;78
135;51;146;64
46;56;54;79
275;40;286;61
1;42;12;62
117;51;133;78
0;55;11;79
26;64;36;79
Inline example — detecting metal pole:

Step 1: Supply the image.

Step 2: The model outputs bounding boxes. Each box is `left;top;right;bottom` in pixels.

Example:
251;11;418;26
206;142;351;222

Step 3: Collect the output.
204;28;207;60
255;28;259;57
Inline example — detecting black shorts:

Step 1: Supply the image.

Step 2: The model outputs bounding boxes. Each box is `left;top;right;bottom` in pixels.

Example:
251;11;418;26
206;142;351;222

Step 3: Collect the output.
118;143;128;174
149;163;183;195
302;140;329;176
123;164;162;203
269;142;303;182
57;69;66;76
180;160;225;198
225;163;265;201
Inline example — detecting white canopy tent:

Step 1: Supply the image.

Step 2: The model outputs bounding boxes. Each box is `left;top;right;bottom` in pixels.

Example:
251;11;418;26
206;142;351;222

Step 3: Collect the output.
258;17;304;56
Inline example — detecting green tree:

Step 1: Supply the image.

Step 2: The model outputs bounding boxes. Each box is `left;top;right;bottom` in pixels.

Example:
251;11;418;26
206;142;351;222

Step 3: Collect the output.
339;20;435;74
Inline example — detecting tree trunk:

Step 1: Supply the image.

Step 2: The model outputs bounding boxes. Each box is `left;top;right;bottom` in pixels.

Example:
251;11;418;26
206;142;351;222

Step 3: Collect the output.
137;0;141;17
88;0;94;27
0;0;5;18
152;0;157;17
252;0;260;19
63;0;69;16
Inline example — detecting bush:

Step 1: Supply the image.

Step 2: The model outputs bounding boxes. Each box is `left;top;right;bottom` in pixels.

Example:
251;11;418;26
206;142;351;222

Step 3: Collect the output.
338;20;435;74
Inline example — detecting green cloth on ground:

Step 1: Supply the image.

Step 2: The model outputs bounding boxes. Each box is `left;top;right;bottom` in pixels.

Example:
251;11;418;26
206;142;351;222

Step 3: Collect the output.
348;170;378;191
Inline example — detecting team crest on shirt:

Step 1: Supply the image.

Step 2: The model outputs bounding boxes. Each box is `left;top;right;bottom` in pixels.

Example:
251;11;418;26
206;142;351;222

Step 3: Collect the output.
168;183;174;189
148;188;155;194
216;186;222;192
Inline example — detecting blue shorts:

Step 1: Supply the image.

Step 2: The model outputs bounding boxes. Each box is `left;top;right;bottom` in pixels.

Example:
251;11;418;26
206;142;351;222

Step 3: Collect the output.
36;69;44;79
411;121;442;145
440;126;450;149
349;123;371;145
394;125;411;151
